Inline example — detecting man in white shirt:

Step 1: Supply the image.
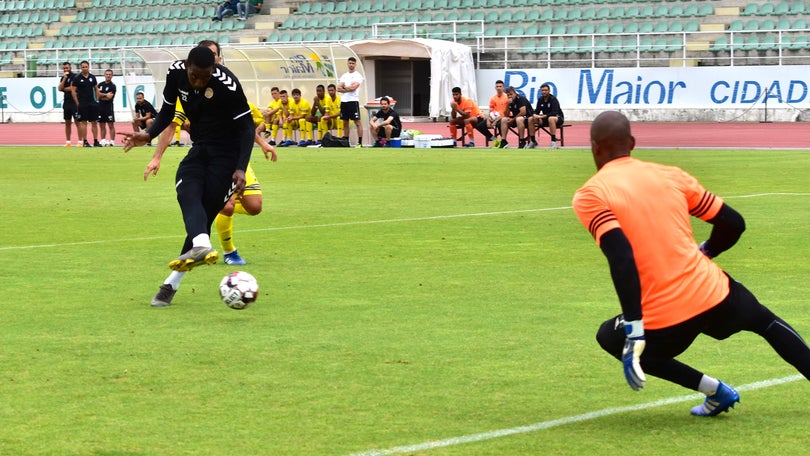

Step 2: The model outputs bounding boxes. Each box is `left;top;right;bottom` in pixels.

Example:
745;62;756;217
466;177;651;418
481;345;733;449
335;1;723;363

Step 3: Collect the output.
337;57;364;147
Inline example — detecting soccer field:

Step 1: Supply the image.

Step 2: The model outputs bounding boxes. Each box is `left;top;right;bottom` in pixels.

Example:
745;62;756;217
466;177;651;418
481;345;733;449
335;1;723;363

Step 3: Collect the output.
1;145;809;455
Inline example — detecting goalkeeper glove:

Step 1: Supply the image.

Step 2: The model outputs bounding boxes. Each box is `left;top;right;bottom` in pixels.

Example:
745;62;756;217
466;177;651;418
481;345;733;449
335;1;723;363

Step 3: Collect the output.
621;319;646;391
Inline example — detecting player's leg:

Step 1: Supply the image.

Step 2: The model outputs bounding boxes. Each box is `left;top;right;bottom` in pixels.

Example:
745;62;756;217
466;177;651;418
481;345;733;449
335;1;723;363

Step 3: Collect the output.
64;110;73;146
168;150;222;272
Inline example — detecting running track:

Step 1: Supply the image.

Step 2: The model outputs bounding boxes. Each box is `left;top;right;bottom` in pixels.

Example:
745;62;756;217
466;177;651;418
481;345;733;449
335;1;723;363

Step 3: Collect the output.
1;121;809;148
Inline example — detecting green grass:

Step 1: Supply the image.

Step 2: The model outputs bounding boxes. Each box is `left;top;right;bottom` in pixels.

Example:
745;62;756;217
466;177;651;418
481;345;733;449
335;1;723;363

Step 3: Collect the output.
1;145;809;455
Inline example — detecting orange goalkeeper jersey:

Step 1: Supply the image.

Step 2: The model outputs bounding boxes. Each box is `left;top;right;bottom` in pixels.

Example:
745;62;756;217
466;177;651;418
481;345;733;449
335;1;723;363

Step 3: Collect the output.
572;156;730;330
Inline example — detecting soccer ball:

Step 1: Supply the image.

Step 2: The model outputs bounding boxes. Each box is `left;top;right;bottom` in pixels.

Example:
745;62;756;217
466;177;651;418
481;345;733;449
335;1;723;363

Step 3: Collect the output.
489;111;501;121
219;271;259;310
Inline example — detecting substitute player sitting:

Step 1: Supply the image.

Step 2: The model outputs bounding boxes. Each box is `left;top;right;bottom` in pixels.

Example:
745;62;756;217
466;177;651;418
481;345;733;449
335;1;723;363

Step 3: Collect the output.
448;86;482;148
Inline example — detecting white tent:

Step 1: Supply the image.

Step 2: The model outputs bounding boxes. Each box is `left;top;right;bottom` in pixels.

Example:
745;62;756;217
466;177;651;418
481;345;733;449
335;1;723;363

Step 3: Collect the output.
346;38;477;119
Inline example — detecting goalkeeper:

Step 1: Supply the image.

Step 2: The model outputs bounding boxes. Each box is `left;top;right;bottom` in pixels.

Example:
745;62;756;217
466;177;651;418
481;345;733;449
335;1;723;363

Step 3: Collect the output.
572;111;810;416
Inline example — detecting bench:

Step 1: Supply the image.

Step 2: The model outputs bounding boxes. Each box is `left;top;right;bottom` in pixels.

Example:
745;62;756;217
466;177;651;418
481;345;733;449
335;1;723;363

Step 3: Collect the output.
484;122;571;147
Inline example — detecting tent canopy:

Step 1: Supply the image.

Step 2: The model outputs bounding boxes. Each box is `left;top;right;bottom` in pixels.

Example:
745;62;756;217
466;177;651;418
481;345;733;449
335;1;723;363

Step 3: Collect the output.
347;38;477;118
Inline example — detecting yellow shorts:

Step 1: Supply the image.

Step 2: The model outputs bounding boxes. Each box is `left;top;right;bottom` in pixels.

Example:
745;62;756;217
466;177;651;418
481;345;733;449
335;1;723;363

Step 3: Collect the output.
242;163;261;197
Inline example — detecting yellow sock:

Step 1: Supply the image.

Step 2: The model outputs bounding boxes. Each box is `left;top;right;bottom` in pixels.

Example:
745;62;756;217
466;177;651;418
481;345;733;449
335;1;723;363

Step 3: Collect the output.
271;123;278;139
214;213;235;252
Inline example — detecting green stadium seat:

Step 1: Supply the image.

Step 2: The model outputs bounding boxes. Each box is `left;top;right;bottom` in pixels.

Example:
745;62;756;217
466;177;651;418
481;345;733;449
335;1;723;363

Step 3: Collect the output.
668;4;684;17
595;7;610;19
741;3;758;16
684;20;699;32
639;37;654;52
651;5;667;17
741;35;759;51
552;23;566;35
787;35;808;50
639;5;654;18
669;21;683;33
744;19;759;31
697;4;713;16
728;19;743;31
567;23;580;34
756;3;775;16
609;22;623;34
567;8;581;21
653;21;668;33
680;4;697;17
710;36;729;52
581;23;595;34
792;18;807;29
296;2;311;14
789;2;806;15
538;23;552;35
595;22;609;34
777;18;791;29
760;19;776;31
512;10;525;21
580;7;595;20
625;5;640;18
539;9;553;21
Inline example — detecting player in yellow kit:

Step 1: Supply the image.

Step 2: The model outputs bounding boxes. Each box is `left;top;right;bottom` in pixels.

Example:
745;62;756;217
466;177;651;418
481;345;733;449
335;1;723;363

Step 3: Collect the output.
214;101;277;265
322;83;342;137
256;86;282;145
288;88;313;147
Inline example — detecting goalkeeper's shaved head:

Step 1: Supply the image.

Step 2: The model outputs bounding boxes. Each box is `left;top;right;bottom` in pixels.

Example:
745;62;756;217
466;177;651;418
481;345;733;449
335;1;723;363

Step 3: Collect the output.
590;111;635;169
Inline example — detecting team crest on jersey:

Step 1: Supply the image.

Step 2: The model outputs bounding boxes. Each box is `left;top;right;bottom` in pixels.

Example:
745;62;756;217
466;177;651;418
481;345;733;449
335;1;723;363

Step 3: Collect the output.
205;88;214;99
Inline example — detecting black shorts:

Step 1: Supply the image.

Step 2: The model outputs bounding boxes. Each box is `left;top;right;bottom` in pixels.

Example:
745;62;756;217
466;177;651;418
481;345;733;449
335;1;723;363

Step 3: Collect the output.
63;105;76;121
98;103;115;123
339;101;360;121
377;126;402;138
596;274;776;360
538;115;563;126
76;103;99;122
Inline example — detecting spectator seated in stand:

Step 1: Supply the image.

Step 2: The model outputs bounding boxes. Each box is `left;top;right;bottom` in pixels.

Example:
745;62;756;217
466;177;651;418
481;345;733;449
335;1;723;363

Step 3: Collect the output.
237;0;263;20
213;0;239;21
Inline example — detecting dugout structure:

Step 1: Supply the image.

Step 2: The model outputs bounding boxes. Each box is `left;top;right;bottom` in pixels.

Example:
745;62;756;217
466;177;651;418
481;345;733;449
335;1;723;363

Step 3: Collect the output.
123;43;366;115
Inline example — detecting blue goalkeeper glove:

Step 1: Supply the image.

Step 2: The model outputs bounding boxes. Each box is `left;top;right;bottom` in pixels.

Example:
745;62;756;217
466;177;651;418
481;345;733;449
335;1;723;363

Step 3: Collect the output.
621;319;646;391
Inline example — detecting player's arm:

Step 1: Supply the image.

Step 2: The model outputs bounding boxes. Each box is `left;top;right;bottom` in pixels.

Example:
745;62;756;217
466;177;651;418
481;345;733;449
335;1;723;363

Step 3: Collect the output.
698;203;746;258
143;126;175;180
599;227;646;391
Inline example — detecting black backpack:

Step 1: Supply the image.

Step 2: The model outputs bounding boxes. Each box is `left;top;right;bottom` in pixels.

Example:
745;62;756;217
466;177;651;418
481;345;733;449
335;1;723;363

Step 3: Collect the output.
321;132;350;148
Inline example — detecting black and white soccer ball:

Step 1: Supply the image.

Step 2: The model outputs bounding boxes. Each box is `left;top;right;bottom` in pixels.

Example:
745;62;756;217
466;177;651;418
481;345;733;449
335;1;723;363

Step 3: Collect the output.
219;271;259;310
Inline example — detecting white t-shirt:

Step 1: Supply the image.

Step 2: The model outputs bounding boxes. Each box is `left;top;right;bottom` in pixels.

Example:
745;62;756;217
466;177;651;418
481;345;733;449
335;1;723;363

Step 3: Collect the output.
338;70;364;103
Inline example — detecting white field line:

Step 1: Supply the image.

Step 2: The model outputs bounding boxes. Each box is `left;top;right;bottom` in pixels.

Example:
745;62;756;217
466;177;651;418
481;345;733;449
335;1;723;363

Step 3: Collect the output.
347;374;805;456
1;192;808;252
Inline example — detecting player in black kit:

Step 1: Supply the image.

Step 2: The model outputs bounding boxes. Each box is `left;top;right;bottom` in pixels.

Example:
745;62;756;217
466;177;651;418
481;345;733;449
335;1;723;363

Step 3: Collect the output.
121;45;254;307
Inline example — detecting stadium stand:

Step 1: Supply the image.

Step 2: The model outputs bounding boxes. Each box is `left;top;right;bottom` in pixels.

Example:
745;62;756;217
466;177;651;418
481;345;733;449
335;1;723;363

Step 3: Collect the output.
2;0;810;76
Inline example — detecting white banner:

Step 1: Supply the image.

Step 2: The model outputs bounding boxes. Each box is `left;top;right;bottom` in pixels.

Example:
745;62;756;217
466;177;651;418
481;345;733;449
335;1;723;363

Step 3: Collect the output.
0;75;156;123
476;65;810;121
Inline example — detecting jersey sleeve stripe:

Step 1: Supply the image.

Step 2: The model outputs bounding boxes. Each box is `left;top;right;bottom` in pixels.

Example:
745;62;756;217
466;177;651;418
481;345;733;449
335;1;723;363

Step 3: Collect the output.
588;210;617;238
690;192;716;218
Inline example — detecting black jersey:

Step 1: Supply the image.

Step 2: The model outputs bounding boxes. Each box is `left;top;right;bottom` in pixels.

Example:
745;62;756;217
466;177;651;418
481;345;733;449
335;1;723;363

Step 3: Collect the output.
148;60;253;171
158;60;252;145
535;94;564;120
135;100;158;119
373;107;401;130
60;72;77;108
508;94;533;117
71;72;99;104
98;81;116;106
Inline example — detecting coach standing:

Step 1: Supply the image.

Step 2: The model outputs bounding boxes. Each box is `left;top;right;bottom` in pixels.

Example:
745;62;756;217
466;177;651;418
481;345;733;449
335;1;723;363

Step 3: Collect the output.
337;56;364;147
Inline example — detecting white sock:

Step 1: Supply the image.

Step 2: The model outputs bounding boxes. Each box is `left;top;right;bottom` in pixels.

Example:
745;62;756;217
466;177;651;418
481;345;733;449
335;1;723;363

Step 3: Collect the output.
698;375;720;396
164;271;186;290
192;233;211;249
